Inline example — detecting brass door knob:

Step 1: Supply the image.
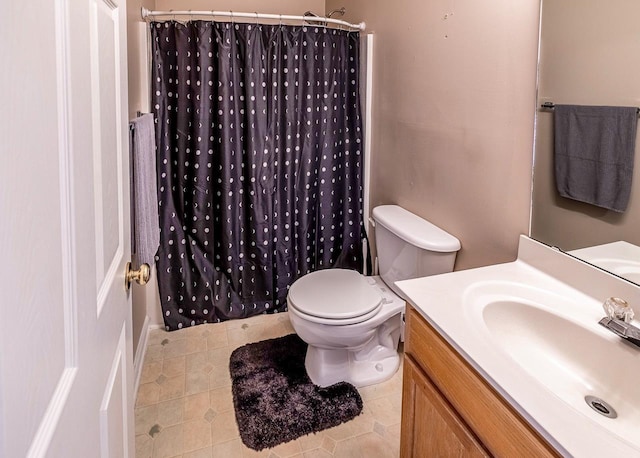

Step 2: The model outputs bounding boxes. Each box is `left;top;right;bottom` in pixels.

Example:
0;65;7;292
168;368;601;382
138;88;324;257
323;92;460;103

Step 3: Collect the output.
125;262;150;290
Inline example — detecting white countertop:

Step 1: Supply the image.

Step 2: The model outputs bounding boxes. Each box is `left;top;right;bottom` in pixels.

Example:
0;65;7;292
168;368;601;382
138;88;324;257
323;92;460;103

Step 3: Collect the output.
395;236;640;458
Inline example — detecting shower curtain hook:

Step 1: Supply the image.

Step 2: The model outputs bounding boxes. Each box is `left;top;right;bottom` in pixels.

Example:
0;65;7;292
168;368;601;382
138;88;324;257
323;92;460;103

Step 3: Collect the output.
255;12;259;26
279;14;283;27
230;10;234;25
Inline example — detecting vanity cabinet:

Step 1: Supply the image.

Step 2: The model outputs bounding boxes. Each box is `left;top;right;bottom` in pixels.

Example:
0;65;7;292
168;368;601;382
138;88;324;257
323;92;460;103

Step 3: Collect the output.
400;306;561;458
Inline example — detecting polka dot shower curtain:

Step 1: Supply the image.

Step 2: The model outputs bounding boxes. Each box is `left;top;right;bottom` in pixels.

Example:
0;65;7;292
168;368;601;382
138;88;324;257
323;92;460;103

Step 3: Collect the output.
151;20;368;330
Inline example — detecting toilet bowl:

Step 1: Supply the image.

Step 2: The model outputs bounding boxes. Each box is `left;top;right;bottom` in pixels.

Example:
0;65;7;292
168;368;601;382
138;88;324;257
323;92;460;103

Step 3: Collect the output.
288;271;405;387
287;205;461;388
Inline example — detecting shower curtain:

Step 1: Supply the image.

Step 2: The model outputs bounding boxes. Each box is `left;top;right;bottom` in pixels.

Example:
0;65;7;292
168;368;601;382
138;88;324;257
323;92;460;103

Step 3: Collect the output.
151;20;367;330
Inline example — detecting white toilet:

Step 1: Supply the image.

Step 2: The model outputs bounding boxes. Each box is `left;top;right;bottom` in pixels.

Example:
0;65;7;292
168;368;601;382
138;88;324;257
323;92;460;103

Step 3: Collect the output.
287;205;461;387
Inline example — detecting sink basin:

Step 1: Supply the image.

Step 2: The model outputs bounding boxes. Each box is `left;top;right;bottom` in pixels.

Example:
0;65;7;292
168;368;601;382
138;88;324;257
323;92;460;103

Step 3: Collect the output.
465;281;640;447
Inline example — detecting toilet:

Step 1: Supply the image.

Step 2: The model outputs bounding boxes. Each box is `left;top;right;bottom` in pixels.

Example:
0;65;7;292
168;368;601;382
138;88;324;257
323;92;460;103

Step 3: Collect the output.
287;205;461;387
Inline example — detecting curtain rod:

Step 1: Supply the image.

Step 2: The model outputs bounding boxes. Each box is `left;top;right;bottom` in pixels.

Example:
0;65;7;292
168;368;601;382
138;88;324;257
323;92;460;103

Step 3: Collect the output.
140;7;366;31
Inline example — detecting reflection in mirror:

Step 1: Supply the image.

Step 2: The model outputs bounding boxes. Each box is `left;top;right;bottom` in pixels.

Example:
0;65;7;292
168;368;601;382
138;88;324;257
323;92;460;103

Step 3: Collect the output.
531;0;640;284
569;242;640;285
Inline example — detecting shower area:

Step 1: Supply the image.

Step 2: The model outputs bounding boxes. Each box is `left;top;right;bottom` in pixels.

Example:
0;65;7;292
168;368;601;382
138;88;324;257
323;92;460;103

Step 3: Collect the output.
140;6;374;331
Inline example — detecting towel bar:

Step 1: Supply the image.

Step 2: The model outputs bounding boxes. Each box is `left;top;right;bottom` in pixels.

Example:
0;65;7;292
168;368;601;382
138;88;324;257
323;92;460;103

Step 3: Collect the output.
540;102;640;116
129;111;149;130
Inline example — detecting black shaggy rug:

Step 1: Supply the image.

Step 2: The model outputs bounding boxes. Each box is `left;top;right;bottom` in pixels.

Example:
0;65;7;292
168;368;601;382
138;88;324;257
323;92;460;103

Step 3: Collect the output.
229;334;363;450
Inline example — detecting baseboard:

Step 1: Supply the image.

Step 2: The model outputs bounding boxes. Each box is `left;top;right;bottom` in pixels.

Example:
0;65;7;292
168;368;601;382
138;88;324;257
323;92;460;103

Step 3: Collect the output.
133;315;150;400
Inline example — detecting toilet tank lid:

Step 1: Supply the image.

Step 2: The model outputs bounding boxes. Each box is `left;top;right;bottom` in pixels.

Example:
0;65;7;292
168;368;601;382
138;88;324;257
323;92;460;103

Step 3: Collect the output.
372;205;461;252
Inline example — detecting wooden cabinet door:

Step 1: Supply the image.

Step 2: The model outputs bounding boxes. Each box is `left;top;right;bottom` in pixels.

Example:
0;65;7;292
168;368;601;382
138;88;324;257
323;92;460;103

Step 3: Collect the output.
401;356;489;458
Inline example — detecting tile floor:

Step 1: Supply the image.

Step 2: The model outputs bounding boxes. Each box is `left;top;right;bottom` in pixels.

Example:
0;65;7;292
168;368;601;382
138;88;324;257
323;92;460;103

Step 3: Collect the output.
135;312;403;458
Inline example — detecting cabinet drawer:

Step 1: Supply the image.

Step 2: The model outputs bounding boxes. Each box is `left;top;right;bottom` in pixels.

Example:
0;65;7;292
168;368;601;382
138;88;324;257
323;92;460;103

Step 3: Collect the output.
405;305;560;457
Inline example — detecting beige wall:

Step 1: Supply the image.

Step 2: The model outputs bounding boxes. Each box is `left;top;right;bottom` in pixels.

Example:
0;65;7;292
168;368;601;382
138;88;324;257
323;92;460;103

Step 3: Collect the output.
127;0;156;356
127;0;154;120
327;0;540;270
154;0;325;16
531;0;640;251
127;0;542;347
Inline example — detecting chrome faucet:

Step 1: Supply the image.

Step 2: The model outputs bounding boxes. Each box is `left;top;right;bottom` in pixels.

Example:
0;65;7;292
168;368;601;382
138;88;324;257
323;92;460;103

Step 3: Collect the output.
599;317;640;347
599;297;640;348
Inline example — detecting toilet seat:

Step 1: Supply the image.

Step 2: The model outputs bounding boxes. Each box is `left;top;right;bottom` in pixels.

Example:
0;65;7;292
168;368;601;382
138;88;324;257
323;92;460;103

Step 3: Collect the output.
287;269;383;325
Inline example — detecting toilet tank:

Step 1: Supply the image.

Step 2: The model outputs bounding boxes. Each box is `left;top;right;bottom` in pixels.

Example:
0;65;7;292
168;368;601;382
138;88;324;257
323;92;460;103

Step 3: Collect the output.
372;205;461;297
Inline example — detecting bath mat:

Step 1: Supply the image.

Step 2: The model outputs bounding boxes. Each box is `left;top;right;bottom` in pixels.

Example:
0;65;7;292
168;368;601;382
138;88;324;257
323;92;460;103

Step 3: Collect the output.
229;334;363;450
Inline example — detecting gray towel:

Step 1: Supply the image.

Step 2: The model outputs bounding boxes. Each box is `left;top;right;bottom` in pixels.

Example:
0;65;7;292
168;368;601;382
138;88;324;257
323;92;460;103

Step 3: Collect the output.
554;105;637;212
130;113;160;265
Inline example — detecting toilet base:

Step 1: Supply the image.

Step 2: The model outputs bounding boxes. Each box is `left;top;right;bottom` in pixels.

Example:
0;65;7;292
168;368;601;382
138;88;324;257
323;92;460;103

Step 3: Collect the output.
304;324;402;388
305;346;401;388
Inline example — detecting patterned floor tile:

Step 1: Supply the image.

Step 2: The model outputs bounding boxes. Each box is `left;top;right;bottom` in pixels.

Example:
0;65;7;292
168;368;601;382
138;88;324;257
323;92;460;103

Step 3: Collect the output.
135;312;403;457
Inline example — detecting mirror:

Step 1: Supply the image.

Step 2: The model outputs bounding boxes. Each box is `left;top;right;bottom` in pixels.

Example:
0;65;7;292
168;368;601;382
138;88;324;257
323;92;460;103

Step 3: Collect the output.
530;0;640;284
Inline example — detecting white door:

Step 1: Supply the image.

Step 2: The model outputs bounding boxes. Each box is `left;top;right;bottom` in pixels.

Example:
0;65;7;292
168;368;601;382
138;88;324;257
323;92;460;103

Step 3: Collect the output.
1;0;134;456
